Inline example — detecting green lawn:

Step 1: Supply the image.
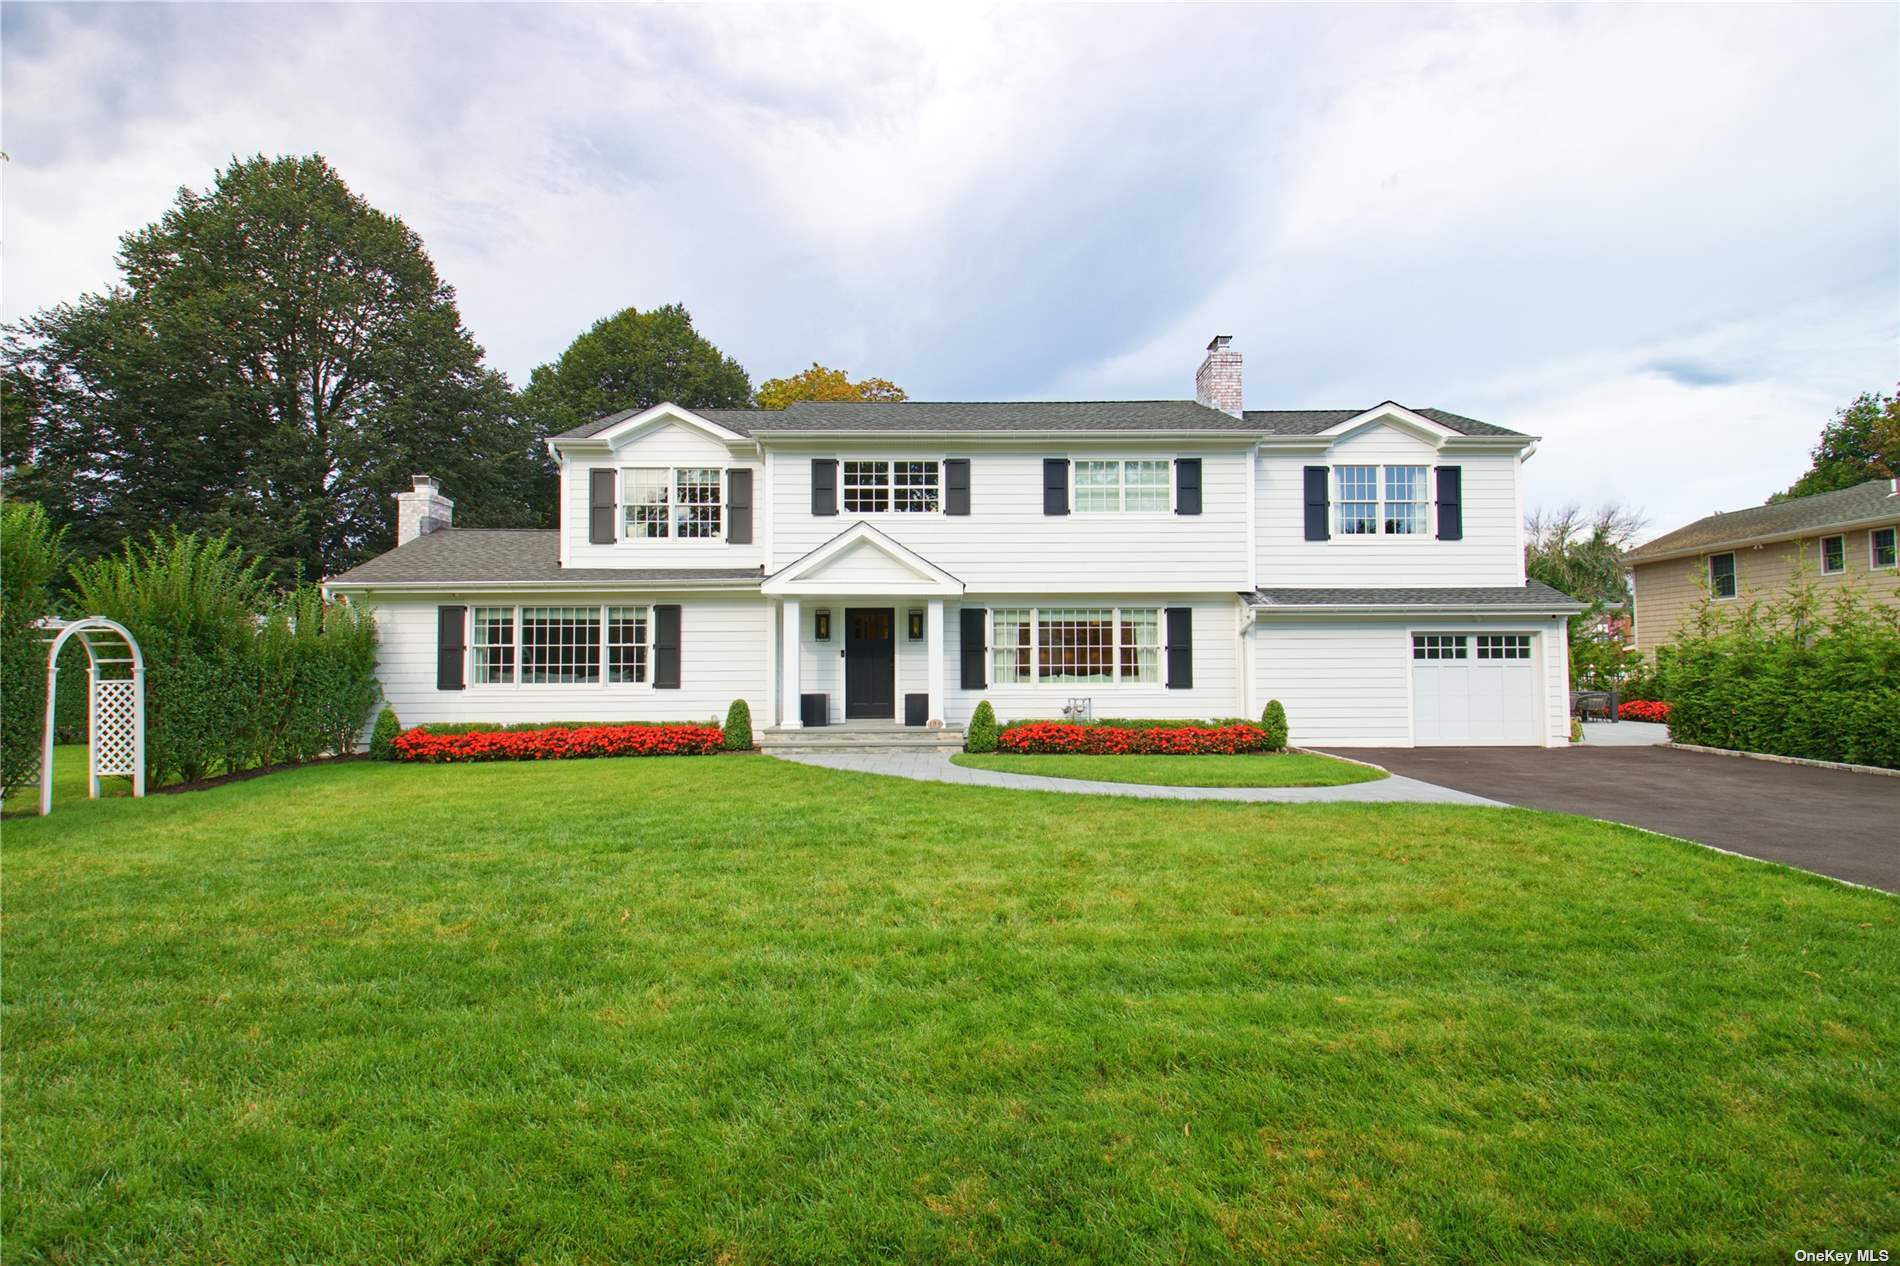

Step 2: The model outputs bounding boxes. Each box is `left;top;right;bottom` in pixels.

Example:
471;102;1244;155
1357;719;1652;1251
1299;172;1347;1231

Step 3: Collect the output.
5;753;1897;1263
951;750;1384;787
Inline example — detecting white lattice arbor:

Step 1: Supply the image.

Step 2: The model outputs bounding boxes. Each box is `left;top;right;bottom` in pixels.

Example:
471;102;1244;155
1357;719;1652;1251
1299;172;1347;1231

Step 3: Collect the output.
41;617;146;816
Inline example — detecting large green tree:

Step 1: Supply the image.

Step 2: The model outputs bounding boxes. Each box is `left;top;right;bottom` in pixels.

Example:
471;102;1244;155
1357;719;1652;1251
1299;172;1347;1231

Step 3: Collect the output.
519;304;752;437
1775;387;1897;501
756;363;906;409
1;154;548;583
1525;503;1648;687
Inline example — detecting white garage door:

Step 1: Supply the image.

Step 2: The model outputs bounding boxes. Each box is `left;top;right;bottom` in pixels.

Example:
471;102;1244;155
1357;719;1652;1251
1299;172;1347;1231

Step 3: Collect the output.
1411;633;1541;745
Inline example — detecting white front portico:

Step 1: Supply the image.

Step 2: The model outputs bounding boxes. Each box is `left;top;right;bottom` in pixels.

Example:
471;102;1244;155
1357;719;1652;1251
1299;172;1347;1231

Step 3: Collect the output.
762;523;962;728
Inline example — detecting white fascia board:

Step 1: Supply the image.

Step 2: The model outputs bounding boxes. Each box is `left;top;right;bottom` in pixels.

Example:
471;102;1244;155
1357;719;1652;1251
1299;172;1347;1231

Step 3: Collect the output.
552;402;757;453
1313;402;1460;446
1251;603;1584;617
749;430;1257;445
762;522;964;596
1626;512;1900;566
323;578;766;596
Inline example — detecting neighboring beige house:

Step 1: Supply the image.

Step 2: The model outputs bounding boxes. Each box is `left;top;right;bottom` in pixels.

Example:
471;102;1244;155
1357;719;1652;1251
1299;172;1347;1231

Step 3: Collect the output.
1625;477;1900;653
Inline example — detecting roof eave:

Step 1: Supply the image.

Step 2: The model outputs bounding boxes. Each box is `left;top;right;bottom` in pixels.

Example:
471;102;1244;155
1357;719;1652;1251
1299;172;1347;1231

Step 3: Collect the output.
1626;511;1900;566
323;577;766;595
1249;602;1584;616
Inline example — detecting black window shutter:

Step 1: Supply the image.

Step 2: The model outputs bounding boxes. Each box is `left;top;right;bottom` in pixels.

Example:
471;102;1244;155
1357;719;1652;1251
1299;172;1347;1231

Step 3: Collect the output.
727;469;753;544
653;604;681;689
1435;466;1463;541
1043;458;1069;516
1175;458;1202;515
1165;607;1192;689
811;459;838;516
944;458;971;516
959;607;987;690
1303;466;1330;541
589;468;616;544
436;606;466;691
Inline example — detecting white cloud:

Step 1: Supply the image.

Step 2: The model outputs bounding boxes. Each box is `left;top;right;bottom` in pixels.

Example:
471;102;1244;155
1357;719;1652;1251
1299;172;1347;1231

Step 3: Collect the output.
3;3;1894;536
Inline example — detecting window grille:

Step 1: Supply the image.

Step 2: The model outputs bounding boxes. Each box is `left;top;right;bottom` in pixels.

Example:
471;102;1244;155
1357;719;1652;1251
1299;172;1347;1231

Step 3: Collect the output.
1384;465;1428;535
673;468;722;538
624;468;670;538
521;607;601;683
607;607;648;683
1412;634;1468;660
1038;609;1114;683
992;609;1033;683
1336;466;1379;535
472;607;516;684
1475;634;1531;660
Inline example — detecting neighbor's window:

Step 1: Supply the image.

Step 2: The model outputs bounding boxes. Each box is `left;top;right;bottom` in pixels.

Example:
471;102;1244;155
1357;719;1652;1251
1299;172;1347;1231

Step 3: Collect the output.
1820;535;1846;575
606;606;648;683
624;468;671;538
1412;634;1468;660
992;608;1033;683
1073;460;1169;512
521;607;601;684
1873;526;1898;570
1336;465;1379;535
1476;634;1532;660
1709;552;1737;599
673;467;723;538
1384;465;1429;535
471;607;516;684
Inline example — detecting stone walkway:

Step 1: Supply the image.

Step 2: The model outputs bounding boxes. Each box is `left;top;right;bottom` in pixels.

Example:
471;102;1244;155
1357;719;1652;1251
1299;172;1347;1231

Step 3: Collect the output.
770;750;1503;805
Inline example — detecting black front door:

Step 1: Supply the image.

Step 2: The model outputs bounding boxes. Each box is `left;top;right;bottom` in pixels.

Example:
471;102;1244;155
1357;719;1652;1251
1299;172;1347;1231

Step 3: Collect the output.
844;608;895;718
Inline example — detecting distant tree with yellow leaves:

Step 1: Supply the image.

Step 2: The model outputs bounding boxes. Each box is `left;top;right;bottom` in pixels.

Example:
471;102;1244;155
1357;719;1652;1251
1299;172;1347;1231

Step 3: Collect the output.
756;363;907;409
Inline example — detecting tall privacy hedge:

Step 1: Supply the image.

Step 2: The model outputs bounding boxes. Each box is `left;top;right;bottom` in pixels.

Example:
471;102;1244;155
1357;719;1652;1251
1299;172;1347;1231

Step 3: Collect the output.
1;504;67;799
65;530;380;785
1659;581;1899;770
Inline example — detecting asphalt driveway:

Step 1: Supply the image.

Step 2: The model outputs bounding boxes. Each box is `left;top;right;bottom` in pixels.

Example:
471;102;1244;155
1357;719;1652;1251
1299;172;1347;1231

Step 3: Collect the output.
1334;745;1899;892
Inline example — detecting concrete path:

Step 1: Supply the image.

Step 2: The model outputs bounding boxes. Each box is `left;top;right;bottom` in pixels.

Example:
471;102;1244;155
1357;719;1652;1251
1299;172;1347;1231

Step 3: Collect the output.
770;750;1503;806
1579;720;1670;747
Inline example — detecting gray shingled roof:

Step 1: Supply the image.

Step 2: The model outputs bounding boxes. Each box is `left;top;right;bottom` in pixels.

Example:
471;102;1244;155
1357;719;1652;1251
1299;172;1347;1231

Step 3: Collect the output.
325;530;764;587
1246;581;1582;609
552;400;1526;440
1624;478;1900;563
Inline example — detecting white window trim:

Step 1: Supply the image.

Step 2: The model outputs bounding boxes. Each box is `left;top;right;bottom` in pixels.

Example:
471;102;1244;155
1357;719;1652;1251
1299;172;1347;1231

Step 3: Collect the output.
618;465;729;544
989;605;1163;687
1819;534;1847;575
1708;551;1739;601
1329;463;1435;542
1069;458;1176;515
838;457;947;516
1868;525;1897;571
463;604;654;690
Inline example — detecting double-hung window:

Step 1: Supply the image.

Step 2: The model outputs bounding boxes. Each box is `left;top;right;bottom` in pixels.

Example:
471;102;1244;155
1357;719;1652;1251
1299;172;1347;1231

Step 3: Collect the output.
990;606;1162;684
843;460;941;513
607;606;649;683
622;467;723;539
1709;552;1737;599
521;607;601;684
1820;535;1846;575
472;607;516;684
1074;460;1169;512
1873;527;1897;570
1338;464;1428;536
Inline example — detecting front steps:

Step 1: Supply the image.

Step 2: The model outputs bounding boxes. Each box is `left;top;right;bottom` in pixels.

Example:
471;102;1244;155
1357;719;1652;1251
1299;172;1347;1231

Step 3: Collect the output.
758;724;965;755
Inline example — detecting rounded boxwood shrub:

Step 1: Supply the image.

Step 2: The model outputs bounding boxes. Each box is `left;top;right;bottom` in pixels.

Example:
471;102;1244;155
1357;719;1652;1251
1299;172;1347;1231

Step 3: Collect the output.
1261;700;1289;751
722;699;753;751
966;700;999;753
370;707;402;761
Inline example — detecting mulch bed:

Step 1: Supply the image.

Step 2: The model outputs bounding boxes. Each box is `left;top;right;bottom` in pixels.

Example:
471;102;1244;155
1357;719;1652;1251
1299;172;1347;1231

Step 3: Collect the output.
152;752;368;795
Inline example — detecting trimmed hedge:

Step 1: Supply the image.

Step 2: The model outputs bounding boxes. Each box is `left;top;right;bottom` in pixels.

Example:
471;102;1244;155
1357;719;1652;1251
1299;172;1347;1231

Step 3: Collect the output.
0;504;65;799
722;700;753;751
391;723;725;763
1659;584;1898;770
370;708;402;761
998;721;1274;755
1261;700;1289;751
965;701;999;753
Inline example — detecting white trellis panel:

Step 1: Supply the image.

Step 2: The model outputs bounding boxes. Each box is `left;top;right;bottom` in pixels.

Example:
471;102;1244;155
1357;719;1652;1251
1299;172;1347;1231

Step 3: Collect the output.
91;678;141;778
38;617;146;816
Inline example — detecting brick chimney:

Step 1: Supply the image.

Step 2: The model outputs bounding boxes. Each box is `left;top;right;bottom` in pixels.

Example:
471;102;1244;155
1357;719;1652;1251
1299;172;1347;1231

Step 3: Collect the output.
395;475;453;545
1195;335;1242;417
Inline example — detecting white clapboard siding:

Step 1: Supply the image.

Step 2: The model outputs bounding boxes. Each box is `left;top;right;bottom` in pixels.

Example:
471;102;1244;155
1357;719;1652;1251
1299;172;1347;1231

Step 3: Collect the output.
562;421;765;571
769;445;1253;593
367;592;769;727
1256;424;1525;588
1252;615;1569;747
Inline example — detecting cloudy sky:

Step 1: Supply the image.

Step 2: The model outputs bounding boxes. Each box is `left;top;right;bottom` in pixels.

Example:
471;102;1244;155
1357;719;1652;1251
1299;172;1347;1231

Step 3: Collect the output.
4;3;1895;537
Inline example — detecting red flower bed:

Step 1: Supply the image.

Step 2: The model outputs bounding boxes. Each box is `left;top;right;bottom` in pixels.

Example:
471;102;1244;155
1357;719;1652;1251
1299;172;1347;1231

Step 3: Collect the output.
998;721;1274;755
1617;699;1671;723
390;723;725;763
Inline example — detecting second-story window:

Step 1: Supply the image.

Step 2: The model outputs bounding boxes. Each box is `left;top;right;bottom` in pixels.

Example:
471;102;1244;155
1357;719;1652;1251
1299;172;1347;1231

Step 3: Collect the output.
843;460;940;512
1074;460;1169;512
1820;534;1846;574
622;466;723;539
1709;552;1737;599
1337;464;1429;536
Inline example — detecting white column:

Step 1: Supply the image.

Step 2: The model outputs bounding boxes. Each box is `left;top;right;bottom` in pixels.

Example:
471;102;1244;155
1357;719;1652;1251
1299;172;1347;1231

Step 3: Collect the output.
780;598;802;728
926;598;945;727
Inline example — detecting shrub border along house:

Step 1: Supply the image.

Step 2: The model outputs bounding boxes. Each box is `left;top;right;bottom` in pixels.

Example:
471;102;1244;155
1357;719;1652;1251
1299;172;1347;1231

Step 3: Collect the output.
390;722;725;763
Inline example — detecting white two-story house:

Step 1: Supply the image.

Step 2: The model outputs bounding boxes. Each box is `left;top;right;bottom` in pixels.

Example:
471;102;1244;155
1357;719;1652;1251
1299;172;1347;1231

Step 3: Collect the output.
325;336;1581;747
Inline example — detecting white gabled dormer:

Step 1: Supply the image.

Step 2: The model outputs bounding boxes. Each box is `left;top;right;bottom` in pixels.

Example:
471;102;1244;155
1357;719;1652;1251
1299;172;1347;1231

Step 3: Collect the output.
548;402;764;571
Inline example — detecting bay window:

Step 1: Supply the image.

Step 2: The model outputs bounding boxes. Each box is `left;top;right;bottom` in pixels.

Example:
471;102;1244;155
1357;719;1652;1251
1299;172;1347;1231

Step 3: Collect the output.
1338;464;1428;536
990;606;1163;685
